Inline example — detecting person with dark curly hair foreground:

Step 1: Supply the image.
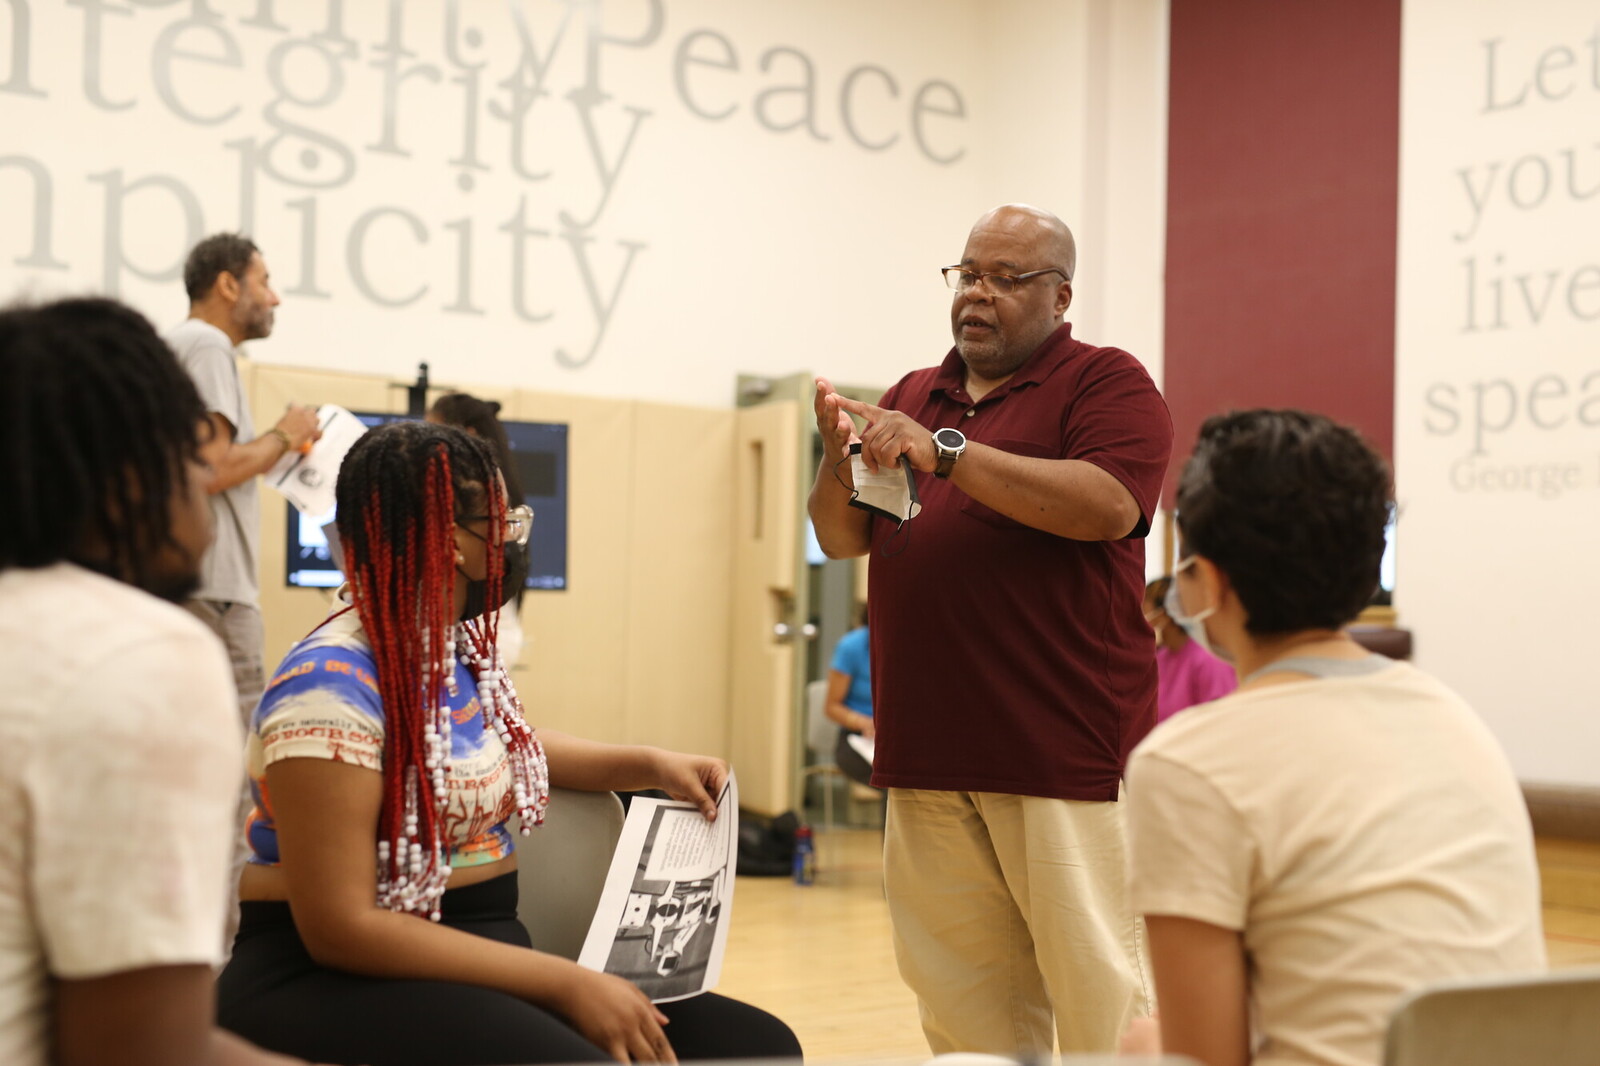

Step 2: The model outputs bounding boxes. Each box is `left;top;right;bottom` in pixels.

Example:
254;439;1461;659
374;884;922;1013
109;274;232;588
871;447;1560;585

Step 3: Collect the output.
0;298;302;1066
1123;409;1545;1066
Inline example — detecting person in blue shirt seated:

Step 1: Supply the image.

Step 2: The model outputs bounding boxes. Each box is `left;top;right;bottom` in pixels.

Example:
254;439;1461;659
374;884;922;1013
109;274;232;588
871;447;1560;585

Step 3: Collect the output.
824;606;877;788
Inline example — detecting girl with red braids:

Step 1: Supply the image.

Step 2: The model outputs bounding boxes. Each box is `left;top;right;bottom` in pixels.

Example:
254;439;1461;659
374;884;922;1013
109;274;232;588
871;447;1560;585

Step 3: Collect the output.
216;422;799;1066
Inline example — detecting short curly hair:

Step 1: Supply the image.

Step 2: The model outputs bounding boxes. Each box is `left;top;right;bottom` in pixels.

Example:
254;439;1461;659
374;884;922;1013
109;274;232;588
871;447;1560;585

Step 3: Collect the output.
1175;409;1392;635
183;232;259;302
0;297;205;588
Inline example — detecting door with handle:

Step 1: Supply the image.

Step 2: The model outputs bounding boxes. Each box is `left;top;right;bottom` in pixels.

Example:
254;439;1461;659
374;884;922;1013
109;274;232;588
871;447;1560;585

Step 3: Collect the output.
728;374;810;816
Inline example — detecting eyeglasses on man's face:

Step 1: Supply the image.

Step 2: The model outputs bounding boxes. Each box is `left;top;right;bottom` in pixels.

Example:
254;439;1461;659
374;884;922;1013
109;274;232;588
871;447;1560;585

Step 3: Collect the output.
457;504;534;547
941;266;1070;296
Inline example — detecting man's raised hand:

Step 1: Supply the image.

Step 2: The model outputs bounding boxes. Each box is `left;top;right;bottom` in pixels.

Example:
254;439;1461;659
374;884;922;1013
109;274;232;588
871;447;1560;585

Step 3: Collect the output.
829;395;936;475
813;378;859;461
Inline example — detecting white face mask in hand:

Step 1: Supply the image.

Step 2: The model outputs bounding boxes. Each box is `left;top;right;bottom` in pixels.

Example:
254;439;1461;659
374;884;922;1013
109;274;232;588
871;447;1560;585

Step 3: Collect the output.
844;444;922;524
1165;555;1230;662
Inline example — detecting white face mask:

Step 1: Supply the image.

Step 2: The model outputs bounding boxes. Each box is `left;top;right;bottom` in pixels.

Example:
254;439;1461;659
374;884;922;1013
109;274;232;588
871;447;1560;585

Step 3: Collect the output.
846;444;921;524
1165;556;1231;662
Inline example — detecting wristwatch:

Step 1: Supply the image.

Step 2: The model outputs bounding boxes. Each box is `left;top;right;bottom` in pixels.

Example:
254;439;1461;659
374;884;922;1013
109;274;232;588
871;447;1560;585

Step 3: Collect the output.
932;427;967;479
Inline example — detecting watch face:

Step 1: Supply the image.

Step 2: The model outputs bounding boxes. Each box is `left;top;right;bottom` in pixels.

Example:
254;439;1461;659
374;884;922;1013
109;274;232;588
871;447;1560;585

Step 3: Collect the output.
935;428;965;451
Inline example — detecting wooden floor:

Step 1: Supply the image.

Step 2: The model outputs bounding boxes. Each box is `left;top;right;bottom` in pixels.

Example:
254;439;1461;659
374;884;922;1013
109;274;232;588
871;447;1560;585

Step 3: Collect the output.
716;828;1600;1062
718;826;924;1062
1537;837;1600;970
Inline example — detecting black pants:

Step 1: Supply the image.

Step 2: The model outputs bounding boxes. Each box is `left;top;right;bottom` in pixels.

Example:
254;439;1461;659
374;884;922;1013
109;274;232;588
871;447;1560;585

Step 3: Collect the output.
217;873;802;1066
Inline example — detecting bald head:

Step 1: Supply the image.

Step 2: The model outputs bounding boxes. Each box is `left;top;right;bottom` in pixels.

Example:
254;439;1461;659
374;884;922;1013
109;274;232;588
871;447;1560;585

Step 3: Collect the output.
970;204;1077;281
951;203;1078;385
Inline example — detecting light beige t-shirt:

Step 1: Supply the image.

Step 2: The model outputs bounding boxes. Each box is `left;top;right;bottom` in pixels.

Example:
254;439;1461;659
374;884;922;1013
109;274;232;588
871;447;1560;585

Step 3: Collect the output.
1126;660;1546;1066
0;565;242;1066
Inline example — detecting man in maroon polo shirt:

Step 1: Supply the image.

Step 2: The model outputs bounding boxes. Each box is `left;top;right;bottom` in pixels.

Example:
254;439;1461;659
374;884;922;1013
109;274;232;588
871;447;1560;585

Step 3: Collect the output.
808;204;1172;1056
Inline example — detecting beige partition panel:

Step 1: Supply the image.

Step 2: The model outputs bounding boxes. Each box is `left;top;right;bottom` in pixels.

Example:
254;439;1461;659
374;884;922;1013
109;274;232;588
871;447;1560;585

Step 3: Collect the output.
506;389;634;744
621;402;735;758
505;390;736;759
251;364;397;670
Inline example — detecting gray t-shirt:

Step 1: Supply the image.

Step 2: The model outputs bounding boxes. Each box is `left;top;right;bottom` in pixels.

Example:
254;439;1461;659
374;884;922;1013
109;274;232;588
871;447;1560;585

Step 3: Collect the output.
166;318;259;606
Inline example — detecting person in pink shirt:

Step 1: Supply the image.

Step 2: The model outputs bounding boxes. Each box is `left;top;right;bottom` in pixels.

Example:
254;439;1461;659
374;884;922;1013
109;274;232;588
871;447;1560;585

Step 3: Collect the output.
1144;576;1236;721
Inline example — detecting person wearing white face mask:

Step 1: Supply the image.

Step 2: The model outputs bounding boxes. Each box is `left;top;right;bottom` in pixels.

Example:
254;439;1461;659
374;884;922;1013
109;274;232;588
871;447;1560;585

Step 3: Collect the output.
1121;409;1545;1066
1143;575;1235;722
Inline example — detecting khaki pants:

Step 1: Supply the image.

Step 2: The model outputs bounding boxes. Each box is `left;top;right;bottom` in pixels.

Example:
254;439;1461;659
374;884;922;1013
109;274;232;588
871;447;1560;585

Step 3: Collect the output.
183;599;264;955
884;788;1152;1056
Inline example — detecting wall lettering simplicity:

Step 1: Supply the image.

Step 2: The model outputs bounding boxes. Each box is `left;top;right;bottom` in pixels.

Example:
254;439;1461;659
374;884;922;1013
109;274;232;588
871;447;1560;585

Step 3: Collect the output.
0;0;969;369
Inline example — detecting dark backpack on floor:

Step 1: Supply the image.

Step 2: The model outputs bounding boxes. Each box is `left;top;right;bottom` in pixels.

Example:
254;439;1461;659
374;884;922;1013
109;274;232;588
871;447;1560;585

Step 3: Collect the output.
737;810;800;877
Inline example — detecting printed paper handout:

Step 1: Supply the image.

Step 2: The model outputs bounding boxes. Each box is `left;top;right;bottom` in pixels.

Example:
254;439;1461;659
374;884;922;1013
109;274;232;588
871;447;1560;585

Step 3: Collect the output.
847;733;875;764
577;776;738;1003
265;405;368;517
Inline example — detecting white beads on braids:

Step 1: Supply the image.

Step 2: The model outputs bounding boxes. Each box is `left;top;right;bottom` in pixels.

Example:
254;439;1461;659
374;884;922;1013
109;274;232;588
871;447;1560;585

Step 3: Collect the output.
423;721;447;797
441;628;460;697
456;619;550;835
376;767;449;918
374;624;463;920
375;619;549;921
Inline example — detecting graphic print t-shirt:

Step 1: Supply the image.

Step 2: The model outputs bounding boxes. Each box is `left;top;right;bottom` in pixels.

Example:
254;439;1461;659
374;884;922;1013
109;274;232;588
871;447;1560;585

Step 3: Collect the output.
245;609;516;868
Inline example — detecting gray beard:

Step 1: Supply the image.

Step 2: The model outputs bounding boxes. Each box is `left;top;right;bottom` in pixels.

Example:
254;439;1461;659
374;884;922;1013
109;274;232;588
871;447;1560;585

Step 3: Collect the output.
957;336;1022;383
956;332;998;364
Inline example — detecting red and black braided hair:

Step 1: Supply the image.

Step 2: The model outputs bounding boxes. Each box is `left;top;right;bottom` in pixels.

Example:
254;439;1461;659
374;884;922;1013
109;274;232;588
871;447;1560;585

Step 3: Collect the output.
334;420;510;912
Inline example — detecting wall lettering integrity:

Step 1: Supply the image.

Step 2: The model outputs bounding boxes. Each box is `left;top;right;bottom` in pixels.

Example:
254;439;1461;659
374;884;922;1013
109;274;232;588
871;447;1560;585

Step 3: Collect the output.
0;0;970;370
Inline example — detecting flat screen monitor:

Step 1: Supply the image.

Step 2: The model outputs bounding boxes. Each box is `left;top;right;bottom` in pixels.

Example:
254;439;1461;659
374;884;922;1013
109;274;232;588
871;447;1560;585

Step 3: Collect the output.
285;411;569;590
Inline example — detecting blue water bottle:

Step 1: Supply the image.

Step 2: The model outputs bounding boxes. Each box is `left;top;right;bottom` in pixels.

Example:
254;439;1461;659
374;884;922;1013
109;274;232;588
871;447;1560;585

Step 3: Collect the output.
792;823;816;885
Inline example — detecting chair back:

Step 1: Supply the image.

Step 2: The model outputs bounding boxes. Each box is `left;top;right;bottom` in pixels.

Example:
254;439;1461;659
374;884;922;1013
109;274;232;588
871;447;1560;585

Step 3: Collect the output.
806;678;835;758
512;787;627;960
1384;968;1600;1066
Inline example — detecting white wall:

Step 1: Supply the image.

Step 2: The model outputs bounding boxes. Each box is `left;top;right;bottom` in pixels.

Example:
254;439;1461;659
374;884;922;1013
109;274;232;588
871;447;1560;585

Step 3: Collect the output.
1396;0;1600;786
0;0;1168;406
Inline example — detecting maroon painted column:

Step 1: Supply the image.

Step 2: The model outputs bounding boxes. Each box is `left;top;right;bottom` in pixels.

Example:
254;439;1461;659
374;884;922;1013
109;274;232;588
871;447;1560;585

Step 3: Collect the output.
1163;0;1402;502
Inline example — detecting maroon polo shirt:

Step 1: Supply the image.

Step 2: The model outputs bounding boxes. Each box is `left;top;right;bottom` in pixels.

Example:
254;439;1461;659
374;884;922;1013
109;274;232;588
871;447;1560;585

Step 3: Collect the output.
867;323;1173;801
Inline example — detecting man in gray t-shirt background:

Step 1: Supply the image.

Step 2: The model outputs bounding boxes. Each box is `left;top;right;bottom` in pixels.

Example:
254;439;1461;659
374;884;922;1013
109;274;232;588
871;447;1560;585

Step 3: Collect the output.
166;234;319;934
